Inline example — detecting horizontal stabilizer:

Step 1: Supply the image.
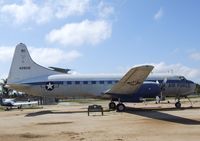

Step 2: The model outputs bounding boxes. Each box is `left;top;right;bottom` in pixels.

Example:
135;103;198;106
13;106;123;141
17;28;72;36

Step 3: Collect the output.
49;67;71;74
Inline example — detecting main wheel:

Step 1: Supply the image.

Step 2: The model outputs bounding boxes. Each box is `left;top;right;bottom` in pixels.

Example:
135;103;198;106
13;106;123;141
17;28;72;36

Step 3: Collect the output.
116;103;125;112
109;102;116;110
175;102;181;109
18;105;22;109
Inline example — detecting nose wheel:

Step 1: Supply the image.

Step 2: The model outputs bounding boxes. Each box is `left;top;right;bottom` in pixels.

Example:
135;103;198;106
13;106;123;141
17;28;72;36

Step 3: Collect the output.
175;101;181;109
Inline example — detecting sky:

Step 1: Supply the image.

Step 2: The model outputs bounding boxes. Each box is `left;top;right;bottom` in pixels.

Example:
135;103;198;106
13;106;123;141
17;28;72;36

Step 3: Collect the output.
0;0;200;83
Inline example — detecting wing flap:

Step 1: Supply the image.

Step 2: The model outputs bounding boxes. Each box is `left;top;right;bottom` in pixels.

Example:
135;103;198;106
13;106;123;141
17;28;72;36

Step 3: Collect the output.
106;65;154;95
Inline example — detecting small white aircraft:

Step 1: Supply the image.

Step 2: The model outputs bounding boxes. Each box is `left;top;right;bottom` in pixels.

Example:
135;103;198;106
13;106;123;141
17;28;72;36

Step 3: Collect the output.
5;43;196;111
0;98;38;110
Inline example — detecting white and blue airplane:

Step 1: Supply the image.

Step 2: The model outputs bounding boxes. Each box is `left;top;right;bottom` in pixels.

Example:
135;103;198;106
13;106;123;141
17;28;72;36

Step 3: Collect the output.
0;98;38;110
6;43;196;111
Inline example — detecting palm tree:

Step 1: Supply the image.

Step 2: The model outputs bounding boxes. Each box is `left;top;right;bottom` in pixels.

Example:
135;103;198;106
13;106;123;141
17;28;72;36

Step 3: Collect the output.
0;79;9;98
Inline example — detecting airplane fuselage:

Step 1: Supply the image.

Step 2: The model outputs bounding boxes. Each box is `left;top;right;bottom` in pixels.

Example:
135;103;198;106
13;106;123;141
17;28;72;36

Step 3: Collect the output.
10;74;196;102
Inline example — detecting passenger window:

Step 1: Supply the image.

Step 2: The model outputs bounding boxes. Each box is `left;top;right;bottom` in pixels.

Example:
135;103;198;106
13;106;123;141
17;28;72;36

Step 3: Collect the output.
75;81;80;84
83;81;88;84
67;81;72;85
99;81;104;84
91;81;96;84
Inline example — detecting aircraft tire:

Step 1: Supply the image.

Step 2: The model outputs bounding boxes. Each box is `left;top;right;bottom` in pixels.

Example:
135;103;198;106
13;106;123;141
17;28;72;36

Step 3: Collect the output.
175;102;181;109
116;103;125;112
18;105;22;109
109;102;116;110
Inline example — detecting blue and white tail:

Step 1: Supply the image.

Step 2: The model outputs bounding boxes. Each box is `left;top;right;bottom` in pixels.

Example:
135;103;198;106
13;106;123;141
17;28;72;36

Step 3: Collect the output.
7;43;58;84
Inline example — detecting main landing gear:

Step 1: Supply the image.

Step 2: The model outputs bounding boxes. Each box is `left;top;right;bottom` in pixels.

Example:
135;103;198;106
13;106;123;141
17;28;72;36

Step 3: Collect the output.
109;101;126;112
109;101;116;110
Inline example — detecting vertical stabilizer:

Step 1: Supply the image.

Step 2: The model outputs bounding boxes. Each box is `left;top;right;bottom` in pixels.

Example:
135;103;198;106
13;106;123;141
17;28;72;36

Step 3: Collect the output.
7;43;58;84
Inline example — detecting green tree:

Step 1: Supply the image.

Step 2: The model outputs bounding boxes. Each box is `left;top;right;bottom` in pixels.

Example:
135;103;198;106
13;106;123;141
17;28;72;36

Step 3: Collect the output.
195;84;200;95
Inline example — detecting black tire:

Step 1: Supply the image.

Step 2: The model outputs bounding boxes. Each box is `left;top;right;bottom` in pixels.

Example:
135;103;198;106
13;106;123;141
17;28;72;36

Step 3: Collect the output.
109;102;116;110
116;103;125;112
18;105;22;109
175;102;181;109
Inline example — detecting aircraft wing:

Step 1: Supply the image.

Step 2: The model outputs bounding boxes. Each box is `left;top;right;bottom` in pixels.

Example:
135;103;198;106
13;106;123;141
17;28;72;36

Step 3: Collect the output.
106;65;154;95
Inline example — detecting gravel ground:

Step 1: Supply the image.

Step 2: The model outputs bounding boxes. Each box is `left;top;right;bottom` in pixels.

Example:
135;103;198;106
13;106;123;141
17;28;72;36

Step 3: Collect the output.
0;99;200;141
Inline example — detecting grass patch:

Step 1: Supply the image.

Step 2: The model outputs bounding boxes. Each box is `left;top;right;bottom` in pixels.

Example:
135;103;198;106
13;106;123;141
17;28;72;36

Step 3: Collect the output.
19;133;47;138
0;106;4;111
37;121;73;125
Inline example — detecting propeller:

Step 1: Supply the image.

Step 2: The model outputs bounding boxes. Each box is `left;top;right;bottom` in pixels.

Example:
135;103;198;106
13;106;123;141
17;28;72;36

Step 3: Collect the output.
156;77;167;100
0;79;9;97
160;77;167;91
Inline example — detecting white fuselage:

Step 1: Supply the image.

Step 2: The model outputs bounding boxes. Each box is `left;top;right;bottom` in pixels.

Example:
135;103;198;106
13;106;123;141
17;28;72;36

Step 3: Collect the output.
10;74;196;99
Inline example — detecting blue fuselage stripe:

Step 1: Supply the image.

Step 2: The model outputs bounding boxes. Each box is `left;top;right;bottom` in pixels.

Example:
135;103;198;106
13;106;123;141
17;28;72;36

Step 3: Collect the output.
23;79;194;86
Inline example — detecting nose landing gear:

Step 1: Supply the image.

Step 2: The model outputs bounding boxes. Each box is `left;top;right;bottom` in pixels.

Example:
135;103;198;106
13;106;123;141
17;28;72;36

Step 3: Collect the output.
175;101;181;109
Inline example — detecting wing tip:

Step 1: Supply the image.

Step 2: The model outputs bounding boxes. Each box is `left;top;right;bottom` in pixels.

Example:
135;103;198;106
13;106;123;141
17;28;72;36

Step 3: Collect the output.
132;64;154;70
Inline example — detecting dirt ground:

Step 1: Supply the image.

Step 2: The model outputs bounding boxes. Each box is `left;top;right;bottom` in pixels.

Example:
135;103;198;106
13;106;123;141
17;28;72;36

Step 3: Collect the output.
1;99;200;141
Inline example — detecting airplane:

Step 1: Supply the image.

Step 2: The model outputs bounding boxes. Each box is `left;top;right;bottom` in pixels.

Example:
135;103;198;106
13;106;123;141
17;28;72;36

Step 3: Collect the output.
0;98;38;110
5;43;196;112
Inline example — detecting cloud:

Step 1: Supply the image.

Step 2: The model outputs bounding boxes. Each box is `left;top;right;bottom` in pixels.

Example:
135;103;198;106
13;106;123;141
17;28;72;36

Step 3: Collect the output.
0;0;39;24
64;50;82;61
55;0;90;18
118;62;200;83
98;1;114;19
29;47;82;66
154;8;163;21
0;0;90;24
0;1;114;46
0;0;115;25
35;4;53;24
0;46;81;66
46;19;112;46
150;62;200;82
0;46;15;62
189;52;200;61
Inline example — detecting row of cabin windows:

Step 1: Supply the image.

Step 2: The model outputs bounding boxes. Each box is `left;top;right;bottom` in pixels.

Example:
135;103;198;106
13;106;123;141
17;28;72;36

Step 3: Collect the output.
168;83;191;88
64;80;119;85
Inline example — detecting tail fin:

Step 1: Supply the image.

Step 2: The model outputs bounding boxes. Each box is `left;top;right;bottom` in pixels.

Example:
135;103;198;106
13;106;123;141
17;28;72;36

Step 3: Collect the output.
7;43;58;84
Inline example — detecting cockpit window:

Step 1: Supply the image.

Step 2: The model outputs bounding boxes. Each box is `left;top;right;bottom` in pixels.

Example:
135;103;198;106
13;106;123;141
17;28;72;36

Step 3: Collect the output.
179;76;186;80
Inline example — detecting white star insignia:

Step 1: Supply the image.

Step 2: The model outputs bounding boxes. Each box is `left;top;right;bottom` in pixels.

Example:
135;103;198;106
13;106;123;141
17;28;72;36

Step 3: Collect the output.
45;82;54;91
